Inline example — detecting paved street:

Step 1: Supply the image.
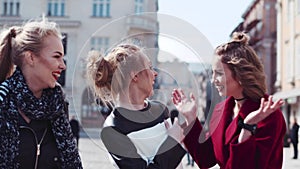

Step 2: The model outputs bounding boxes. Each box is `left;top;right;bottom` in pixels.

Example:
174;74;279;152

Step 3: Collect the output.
79;128;300;169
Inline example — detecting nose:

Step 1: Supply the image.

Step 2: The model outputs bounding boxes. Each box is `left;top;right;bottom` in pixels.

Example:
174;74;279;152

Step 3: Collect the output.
211;74;217;84
152;67;159;76
60;59;66;70
153;70;158;77
210;78;214;84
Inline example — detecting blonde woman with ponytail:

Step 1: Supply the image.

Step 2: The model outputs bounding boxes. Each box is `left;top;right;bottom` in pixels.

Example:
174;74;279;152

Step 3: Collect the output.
0;18;82;169
172;32;286;169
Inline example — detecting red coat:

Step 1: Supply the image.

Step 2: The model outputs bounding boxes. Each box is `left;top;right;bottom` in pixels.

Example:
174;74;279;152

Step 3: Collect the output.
183;96;286;169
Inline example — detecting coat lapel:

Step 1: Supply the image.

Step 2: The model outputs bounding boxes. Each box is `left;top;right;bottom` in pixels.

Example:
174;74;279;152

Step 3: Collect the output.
210;98;234;163
225;98;259;144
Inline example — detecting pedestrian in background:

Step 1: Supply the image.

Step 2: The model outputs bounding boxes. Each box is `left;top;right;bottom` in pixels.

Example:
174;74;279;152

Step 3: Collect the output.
172;32;286;169
186;152;194;167
290;117;299;159
70;115;80;148
0;17;82;168
86;43;186;168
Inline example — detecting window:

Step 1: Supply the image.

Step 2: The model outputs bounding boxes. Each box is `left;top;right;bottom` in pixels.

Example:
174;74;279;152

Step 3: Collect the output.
286;44;294;82
296;39;300;78
135;0;144;14
2;0;20;16
90;37;110;51
298;0;300;14
47;0;65;17
92;0;110;17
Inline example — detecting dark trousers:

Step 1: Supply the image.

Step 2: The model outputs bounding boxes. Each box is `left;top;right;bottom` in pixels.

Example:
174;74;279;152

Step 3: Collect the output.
186;153;194;166
292;142;298;159
74;135;79;148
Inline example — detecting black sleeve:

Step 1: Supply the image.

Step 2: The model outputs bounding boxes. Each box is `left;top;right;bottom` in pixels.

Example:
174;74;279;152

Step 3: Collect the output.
101;127;186;169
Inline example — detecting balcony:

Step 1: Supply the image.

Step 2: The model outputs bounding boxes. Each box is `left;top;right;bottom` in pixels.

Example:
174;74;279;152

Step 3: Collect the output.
126;15;158;32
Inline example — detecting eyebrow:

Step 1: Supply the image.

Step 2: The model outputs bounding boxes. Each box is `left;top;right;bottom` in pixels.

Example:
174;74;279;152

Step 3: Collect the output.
54;51;63;56
214;69;224;72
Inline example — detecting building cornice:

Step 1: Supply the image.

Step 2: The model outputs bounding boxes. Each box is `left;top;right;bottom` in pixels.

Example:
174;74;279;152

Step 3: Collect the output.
0;18;81;28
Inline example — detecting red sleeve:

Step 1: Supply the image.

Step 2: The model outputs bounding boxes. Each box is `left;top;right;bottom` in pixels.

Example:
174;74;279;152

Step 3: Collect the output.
183;119;217;168
226;110;286;169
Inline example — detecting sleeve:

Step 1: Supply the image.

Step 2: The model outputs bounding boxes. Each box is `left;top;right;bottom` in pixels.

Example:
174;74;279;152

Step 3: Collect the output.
0;81;9;103
183;119;217;168
101;127;186;169
226;110;286;169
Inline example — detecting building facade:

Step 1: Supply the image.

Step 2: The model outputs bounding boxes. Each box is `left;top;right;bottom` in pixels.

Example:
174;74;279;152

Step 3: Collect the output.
274;0;300;128
231;0;300;136
0;0;159;127
231;0;278;95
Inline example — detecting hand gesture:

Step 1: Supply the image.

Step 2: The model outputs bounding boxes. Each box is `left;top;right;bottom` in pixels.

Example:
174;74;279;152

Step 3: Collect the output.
244;95;284;124
172;89;197;126
165;117;184;143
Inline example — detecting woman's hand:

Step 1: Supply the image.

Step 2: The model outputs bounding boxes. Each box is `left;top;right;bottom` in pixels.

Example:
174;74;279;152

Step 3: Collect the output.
165;117;184;143
244;95;284;125
172;89;197;126
238;96;284;143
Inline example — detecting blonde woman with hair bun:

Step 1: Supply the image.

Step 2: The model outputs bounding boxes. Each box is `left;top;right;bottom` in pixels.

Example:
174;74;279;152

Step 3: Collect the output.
172;32;286;169
86;43;186;168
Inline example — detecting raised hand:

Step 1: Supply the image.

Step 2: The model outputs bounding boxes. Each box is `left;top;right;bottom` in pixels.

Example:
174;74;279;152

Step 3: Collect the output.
172;89;197;126
244;95;284;125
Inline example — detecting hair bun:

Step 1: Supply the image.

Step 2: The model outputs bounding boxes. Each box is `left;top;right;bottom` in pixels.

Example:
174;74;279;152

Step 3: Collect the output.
231;32;249;45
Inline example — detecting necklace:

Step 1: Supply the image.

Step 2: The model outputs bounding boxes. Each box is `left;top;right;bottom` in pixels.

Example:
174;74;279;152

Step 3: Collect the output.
234;97;246;101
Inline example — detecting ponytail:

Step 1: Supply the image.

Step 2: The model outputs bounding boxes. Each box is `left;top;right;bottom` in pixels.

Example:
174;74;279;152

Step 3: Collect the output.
0;28;16;83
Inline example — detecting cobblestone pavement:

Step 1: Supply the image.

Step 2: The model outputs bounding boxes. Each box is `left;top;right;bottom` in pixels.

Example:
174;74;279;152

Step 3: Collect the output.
79;129;300;169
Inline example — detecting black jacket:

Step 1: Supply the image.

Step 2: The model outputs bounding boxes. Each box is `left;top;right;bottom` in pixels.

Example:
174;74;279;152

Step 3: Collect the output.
101;100;186;169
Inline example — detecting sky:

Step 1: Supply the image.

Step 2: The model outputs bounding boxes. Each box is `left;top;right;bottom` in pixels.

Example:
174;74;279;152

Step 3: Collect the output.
157;0;254;63
158;0;254;47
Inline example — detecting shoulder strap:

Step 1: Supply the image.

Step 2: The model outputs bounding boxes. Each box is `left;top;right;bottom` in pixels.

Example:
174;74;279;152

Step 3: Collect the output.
0;81;9;102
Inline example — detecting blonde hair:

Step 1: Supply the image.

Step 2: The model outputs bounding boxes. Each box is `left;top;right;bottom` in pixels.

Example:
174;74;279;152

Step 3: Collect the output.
86;44;147;103
0;17;62;82
215;32;266;101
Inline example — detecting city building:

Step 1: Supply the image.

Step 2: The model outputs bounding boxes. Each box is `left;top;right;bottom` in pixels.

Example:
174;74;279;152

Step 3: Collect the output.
274;0;300;127
230;0;300;137
231;0;278;95
0;0;159;127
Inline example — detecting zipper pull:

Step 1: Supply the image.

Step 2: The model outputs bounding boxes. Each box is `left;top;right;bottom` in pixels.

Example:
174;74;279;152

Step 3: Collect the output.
37;144;41;156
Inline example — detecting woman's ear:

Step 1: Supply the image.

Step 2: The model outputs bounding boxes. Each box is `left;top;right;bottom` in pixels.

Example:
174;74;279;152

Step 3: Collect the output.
23;51;34;66
130;71;138;82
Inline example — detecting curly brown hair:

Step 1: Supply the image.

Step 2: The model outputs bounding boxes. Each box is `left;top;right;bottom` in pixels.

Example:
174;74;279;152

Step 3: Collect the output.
214;32;267;102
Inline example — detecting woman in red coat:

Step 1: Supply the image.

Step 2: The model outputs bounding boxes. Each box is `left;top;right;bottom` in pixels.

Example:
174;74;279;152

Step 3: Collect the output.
172;32;286;169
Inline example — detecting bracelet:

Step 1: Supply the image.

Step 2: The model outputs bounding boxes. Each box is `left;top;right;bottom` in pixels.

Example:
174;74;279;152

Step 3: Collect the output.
238;119;257;135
